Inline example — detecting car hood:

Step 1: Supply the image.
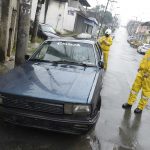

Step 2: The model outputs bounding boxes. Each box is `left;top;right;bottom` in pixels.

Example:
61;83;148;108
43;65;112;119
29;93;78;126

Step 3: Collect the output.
0;62;97;104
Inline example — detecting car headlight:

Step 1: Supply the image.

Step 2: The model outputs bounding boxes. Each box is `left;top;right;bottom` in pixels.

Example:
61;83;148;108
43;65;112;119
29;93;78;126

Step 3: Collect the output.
64;104;91;115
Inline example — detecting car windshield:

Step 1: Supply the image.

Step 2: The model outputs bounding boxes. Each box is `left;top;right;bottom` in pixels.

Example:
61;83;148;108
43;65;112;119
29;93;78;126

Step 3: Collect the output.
41;25;56;34
31;41;96;66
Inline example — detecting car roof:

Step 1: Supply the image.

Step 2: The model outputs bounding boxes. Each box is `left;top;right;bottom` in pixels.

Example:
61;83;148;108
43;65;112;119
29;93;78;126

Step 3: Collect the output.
40;23;51;26
39;24;54;28
45;38;96;45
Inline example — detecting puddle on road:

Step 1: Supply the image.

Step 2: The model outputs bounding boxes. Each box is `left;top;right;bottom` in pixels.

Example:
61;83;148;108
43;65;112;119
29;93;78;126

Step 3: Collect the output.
117;110;142;150
86;131;101;150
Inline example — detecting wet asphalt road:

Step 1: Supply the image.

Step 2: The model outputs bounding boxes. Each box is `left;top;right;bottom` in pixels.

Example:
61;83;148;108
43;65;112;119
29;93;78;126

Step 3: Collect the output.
0;27;150;150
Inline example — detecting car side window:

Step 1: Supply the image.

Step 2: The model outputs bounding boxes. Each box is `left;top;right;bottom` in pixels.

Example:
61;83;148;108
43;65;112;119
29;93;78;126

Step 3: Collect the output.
35;44;49;59
95;44;101;61
96;42;102;56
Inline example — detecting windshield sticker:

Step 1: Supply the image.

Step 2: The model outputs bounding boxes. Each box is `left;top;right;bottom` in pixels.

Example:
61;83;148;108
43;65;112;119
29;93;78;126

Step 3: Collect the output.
57;42;80;47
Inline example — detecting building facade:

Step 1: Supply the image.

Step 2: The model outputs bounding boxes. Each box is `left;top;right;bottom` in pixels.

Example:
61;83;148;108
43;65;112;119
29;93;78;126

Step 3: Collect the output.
136;22;150;43
31;0;98;35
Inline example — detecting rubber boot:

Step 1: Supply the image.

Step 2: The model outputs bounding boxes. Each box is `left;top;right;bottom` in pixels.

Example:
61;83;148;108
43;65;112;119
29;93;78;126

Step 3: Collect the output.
122;103;132;109
134;108;142;114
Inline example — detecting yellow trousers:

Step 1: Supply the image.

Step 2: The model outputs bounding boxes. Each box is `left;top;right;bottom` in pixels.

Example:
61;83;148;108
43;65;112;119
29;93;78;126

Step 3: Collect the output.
103;51;109;70
128;71;150;110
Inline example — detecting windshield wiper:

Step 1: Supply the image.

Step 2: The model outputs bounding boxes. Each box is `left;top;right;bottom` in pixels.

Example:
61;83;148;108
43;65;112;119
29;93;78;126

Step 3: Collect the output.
52;60;95;67
30;59;95;67
52;60;76;64
77;62;95;67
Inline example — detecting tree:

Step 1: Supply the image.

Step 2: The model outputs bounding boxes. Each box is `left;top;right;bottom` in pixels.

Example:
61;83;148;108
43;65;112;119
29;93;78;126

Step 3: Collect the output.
102;11;113;24
89;5;113;26
90;4;105;24
31;0;44;43
0;0;11;63
15;0;32;66
92;4;105;12
44;0;50;23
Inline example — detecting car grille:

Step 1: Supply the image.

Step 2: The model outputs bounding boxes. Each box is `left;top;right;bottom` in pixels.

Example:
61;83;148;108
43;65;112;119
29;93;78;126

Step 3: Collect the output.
2;96;64;115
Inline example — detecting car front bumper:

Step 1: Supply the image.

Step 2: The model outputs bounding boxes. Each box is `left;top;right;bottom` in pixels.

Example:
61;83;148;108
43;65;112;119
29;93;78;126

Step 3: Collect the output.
0;106;99;134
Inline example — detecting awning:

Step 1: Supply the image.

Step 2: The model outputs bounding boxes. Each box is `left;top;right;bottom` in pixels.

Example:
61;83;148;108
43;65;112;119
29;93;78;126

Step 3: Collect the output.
79;0;90;7
84;19;95;26
56;0;90;7
88;17;98;25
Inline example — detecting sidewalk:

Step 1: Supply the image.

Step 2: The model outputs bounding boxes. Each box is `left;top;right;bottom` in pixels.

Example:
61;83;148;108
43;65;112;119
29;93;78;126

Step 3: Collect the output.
0;60;14;75
0;40;41;75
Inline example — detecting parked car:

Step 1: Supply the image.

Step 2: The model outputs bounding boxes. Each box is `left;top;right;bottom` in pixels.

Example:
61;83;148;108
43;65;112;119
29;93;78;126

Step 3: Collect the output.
76;33;92;39
137;43;150;55
0;39;104;134
30;23;60;40
127;36;136;43
38;24;60;40
130;40;142;48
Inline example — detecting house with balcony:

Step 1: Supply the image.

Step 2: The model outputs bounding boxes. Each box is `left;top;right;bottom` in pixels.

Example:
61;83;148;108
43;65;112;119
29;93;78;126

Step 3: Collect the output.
31;0;98;35
136;22;150;43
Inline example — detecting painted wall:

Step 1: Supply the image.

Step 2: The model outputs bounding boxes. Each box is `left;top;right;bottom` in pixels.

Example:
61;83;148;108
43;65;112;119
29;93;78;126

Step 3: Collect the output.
31;0;45;23
31;0;92;34
45;1;66;33
31;0;67;33
63;6;77;32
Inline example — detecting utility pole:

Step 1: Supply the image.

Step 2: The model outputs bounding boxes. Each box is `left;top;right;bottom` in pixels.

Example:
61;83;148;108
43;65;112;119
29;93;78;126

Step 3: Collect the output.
97;0;110;38
31;0;44;43
15;0;32;66
97;0;117;38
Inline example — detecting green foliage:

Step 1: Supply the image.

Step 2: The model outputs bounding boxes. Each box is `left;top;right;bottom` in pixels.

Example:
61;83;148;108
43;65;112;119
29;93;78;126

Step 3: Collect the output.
93;4;105;11
103;11;113;24
90;5;113;25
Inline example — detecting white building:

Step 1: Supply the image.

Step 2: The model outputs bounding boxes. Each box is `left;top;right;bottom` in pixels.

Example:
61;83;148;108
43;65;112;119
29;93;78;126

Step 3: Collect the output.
31;0;98;35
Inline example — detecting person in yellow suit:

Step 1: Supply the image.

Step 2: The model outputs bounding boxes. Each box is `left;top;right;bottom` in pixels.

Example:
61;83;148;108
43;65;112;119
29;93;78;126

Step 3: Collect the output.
98;29;113;70
122;50;150;113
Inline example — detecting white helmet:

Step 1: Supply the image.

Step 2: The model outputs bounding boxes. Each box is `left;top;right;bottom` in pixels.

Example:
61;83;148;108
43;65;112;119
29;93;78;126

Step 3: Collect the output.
105;29;112;35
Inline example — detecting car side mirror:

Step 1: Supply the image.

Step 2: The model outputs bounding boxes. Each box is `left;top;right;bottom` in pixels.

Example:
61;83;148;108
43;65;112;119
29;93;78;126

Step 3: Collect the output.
25;54;30;61
98;61;104;69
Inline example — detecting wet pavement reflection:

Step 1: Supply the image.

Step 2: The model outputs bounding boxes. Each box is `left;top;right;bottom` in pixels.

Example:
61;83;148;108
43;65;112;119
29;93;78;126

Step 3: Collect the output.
118;110;142;150
94;27;150;150
0;27;150;150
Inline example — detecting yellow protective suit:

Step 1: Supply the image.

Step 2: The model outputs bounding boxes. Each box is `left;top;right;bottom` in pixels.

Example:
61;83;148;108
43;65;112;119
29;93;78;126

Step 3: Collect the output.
98;36;112;69
128;50;150;110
